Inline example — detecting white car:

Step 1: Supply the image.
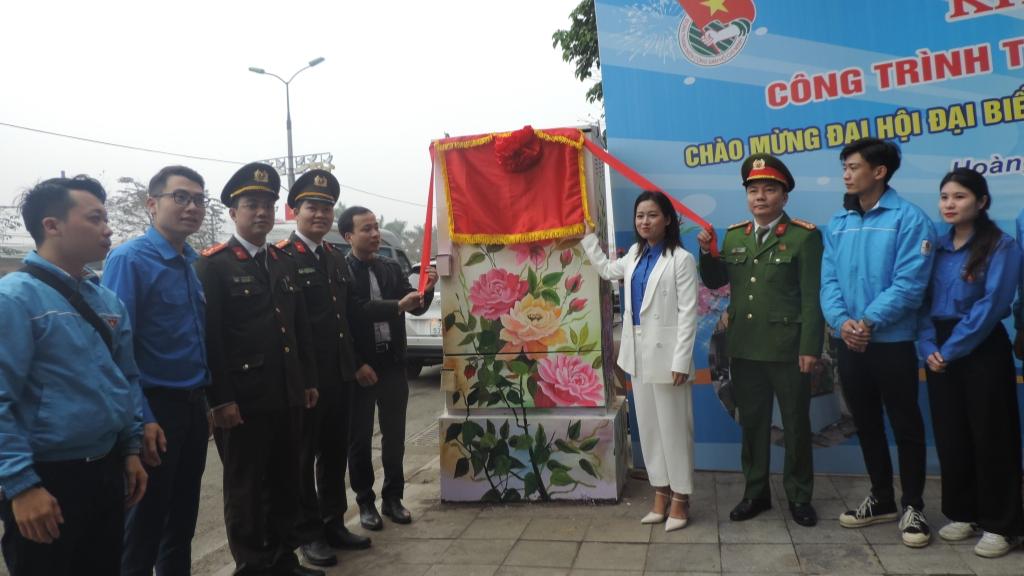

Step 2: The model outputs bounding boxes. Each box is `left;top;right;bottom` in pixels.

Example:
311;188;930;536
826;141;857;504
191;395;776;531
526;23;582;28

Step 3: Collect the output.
404;261;442;378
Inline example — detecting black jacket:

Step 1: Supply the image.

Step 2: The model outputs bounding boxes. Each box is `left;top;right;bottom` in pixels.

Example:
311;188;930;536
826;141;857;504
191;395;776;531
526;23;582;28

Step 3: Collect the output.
278;233;397;385
194;236;318;414
345;253;432;368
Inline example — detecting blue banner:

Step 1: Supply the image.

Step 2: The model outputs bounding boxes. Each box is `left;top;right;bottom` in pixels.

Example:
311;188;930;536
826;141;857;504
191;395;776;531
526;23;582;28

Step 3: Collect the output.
596;0;1024;473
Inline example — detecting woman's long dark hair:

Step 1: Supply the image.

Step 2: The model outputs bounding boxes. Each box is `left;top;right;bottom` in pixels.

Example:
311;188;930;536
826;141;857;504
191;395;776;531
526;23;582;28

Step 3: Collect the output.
632;190;683;257
940;168;1000;282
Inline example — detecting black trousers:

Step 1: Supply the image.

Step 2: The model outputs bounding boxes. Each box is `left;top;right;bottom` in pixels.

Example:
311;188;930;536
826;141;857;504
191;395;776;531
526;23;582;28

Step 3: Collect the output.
926;321;1024;536
214;407;303;575
838;340;927;510
122;395;209;576
0;453;124;576
349;362;409;506
297;383;353;543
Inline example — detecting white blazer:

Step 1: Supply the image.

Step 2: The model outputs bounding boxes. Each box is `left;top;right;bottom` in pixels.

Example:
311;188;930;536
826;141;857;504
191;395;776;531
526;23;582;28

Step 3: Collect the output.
581;234;698;384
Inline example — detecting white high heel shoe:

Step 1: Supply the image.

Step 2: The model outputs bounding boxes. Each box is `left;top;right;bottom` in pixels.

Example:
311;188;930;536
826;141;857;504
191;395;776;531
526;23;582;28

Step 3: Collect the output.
640;510;666;524
640;491;671;524
665;495;690;532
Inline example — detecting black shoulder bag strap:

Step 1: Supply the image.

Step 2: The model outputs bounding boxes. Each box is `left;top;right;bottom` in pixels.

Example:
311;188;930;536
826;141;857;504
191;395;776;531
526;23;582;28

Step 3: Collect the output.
18;264;115;354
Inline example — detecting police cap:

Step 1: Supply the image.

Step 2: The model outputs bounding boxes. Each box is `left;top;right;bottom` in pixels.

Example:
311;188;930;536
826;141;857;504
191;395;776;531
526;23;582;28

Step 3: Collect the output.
741;153;795;192
220;162;281;206
287;169;339;209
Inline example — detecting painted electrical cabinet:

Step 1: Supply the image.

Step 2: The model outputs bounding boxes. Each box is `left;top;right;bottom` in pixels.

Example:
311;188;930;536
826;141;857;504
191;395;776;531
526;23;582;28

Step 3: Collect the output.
433;126;629;502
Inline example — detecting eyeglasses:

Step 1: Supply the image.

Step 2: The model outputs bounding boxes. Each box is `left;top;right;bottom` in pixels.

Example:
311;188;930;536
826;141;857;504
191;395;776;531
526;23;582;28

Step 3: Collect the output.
239;201;277;213
154;192;210;209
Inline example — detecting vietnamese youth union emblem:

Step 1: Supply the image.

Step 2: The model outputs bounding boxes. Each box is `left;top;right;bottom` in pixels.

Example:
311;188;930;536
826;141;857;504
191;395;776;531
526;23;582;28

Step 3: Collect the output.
677;0;756;67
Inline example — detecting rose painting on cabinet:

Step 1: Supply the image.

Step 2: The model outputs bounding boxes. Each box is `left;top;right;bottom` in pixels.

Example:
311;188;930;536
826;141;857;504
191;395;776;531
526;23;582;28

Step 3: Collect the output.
441;238;613;409
438;236;624;501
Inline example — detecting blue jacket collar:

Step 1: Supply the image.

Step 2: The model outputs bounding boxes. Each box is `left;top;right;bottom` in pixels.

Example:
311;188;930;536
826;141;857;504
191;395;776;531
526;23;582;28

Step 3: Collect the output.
937;228;974;253
842;186;899;216
146;226;198;264
641;239;664;258
23;251;98;288
875;187;899;210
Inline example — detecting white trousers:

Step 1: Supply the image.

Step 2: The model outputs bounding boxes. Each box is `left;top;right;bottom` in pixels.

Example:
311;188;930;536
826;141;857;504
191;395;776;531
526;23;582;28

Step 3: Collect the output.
632;328;695;494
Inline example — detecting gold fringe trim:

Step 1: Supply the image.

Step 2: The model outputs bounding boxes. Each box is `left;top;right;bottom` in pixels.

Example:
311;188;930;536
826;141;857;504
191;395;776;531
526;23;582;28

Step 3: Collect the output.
432;128;584;152
535;129;584;149
577;147;595;229
451;223;584;245
434;133;506;151
439;147;457;243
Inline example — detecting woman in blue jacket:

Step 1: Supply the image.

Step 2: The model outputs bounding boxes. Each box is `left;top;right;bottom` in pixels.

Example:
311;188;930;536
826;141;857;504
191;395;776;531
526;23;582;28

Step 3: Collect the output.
918;168;1024;558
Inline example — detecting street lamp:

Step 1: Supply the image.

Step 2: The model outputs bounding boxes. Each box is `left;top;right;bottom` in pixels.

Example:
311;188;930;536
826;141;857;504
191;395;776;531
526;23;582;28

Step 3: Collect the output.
248;57;326;188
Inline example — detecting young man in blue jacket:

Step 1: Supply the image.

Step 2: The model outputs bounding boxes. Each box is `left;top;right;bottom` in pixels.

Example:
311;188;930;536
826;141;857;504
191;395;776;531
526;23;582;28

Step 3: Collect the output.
102;166;212;576
820;138;936;547
0;176;147;576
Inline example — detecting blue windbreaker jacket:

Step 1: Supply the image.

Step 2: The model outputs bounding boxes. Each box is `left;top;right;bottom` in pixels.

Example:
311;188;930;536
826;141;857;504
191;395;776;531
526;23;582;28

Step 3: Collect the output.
820;187;937;343
0;252;143;498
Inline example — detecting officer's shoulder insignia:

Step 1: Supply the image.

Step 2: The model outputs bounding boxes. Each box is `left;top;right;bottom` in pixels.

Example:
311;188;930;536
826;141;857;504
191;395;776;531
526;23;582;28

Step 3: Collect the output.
776;223;787;235
727;221;750;231
790;219;817;230
231;247;248;260
294;242;307;253
275;239;291;249
200;243;228;257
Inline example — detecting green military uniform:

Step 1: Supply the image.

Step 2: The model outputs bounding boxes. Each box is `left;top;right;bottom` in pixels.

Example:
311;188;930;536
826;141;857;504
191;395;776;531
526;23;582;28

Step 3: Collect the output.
195;163;319;573
699;154;824;504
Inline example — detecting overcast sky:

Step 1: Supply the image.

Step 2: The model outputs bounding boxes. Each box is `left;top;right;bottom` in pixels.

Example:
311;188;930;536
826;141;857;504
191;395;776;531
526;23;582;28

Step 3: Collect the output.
1;0;600;231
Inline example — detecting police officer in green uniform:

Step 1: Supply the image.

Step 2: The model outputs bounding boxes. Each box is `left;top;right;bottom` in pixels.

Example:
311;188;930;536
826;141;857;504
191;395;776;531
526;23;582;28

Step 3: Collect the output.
276;170;423;567
195;163;324;576
697;153;824;527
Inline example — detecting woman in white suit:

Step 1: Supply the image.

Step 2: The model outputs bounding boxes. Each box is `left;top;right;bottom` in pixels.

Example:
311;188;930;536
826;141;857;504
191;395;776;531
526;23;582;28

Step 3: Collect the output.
582;190;699;531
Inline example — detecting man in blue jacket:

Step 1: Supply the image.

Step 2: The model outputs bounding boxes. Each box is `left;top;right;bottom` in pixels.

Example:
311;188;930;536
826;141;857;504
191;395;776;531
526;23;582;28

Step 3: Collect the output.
102;166;212;576
820;138;936;548
0;176;147;576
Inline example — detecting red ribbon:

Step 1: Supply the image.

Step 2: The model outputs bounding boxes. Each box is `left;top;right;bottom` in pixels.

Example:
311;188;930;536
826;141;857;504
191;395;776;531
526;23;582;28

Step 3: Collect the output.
418;149;436;294
580;138;718;257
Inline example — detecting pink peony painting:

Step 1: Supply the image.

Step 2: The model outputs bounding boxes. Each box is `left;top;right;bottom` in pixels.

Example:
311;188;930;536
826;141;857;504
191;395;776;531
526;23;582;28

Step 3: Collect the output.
534;355;603;407
467;268;530;321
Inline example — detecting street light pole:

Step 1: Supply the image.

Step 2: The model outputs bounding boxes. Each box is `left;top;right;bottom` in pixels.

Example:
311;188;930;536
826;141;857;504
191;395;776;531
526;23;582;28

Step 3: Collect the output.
249;57;326;189
285;82;293;188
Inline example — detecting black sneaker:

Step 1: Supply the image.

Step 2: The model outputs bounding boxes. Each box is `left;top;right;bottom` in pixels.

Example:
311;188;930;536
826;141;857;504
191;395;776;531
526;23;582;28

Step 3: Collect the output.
899;506;931;548
839;495;900;528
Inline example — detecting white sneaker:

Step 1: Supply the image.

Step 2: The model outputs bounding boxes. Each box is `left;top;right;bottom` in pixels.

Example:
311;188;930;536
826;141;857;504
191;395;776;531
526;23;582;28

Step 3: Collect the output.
939;521;982;541
974;532;1021;558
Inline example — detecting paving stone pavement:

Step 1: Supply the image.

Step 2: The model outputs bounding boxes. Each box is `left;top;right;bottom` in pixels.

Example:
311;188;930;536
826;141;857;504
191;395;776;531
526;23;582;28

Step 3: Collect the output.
1;441;1018;576
255;467;1023;576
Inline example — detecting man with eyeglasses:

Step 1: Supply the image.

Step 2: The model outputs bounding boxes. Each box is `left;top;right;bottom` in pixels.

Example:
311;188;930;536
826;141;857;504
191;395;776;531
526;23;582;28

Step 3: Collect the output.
194;163;322;576
103;166;213;576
